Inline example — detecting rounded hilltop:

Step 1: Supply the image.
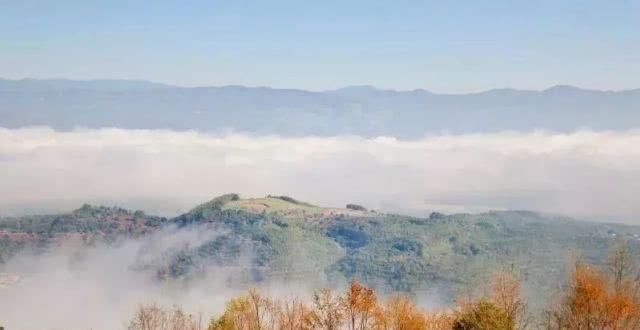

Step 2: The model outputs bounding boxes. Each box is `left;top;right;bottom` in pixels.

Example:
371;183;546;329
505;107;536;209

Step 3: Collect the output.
192;193;373;220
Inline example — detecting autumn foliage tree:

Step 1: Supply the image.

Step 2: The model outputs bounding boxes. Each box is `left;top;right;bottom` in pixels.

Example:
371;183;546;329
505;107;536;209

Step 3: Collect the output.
546;244;640;330
345;279;378;330
208;289;279;330
128;269;537;330
124;243;640;330
276;298;315;330
130;275;530;330
374;294;429;330
202;280;459;330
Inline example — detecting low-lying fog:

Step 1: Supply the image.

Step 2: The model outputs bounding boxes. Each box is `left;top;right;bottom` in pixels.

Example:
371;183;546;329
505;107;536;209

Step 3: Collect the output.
2;126;640;329
0;225;327;329
0;222;448;329
1;127;640;222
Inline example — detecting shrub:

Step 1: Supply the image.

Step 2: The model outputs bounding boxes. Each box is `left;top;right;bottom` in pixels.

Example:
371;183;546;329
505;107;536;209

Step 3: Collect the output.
453;300;513;330
346;204;367;212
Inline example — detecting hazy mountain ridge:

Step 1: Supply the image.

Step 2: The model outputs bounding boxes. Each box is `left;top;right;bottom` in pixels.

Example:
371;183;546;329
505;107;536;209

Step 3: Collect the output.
2;78;639;137
2;194;639;305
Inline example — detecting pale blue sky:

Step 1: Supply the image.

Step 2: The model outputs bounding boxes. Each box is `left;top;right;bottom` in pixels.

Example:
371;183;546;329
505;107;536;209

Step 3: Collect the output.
1;0;638;92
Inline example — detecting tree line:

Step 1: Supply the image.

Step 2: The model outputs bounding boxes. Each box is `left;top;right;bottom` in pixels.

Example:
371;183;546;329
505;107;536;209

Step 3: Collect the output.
126;244;640;330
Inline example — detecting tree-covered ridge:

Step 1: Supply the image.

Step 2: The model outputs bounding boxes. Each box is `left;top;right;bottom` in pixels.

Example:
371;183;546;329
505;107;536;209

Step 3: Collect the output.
0;204;166;262
2;194;640;306
127;248;640;330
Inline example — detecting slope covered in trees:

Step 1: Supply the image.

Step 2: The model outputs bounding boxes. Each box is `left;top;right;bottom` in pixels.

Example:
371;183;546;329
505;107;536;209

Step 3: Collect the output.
2;194;640;307
125;246;640;329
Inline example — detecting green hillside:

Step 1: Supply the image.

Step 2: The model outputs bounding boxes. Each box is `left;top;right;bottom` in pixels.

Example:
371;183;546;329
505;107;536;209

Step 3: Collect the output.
2;194;639;307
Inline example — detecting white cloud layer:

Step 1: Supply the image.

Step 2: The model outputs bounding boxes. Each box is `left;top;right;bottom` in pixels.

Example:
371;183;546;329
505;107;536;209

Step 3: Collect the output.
0;224;319;330
1;127;640;222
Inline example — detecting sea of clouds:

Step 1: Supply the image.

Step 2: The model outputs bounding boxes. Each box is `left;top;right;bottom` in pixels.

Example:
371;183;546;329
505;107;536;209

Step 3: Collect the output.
2;126;640;329
1;127;640;222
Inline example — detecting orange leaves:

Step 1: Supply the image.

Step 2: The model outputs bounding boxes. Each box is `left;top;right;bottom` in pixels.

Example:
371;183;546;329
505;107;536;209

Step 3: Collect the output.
572;264;607;319
206;280;456;330
347;280;454;330
607;291;638;328
547;257;640;330
547;263;611;329
130;244;640;330
345;279;378;330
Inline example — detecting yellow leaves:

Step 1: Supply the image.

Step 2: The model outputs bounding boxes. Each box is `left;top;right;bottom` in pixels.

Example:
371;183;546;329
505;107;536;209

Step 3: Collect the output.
209;296;252;330
209;289;279;330
374;294;430;330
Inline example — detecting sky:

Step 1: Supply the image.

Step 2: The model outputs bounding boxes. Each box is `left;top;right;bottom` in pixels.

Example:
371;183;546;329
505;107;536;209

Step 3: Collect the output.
1;0;638;92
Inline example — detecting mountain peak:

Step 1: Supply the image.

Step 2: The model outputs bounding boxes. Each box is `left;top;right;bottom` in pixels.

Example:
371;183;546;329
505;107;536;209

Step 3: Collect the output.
543;84;589;94
331;85;381;93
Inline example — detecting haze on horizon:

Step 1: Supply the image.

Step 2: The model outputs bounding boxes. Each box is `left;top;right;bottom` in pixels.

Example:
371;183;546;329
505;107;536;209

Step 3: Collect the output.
1;1;639;223
1;1;639;92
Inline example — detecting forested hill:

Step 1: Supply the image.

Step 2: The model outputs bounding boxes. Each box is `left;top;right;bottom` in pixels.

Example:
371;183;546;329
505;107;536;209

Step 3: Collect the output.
2;79;640;136
2;194;639;305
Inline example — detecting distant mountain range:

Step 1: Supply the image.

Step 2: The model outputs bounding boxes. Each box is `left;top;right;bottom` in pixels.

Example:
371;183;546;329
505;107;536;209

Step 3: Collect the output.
1;79;639;137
